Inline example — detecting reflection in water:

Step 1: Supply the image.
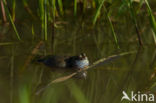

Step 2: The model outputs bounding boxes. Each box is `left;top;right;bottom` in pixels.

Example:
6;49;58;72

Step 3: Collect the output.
0;38;156;103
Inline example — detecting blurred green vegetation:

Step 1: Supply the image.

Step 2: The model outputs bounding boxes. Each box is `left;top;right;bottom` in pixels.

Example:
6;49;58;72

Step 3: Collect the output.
0;0;155;45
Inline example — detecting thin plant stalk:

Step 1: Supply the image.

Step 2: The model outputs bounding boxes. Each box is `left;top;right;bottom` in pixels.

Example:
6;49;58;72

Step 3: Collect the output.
105;7;120;49
51;0;56;52
22;0;37;20
58;0;63;15
127;0;143;46
144;0;156;45
68;82;89;103
74;0;77;16
10;46;14;103
0;42;14;46
93;0;105;25
31;24;35;40
2;0;21;40
39;0;44;39
39;0;47;40
12;0;16;21
1;0;7;23
51;0;56;20
93;0;119;48
44;0;48;40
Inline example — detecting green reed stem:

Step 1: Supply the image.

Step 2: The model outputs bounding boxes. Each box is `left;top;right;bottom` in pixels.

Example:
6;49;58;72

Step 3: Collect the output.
0;0;7;22
39;0;45;40
19;86;30;103
83;0;87;13
22;0;37;20
93;0;105;25
58;0;63;15
51;0;56;21
68;82;89;103
93;0;119;48
10;46;14;103
144;0;156;44
0;42;14;46
127;0;143;46
2;0;21;40
44;0;47;40
31;24;35;40
105;8;120;49
39;0;47;40
12;0;16;21
74;0;77;16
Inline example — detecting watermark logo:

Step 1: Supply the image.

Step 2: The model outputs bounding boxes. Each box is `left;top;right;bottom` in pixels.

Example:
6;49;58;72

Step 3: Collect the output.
121;91;155;102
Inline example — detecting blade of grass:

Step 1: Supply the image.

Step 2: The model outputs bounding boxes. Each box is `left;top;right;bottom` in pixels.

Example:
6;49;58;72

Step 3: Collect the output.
105;8;120;49
39;0;48;40
0;0;7;23
39;0;44;39
127;0;143;46
83;0;87;13
44;0;47;40
68;82;89;103
50;0;56;52
152;30;156;44
93;0;105;25
22;0;37;20
74;0;77;16
94;3;120;49
12;0;16;21
2;0;21;40
58;0;63;15
31;24;35;40
51;0;56;20
0;42;15;46
19;86;30;103
144;0;156;44
10;46;14;103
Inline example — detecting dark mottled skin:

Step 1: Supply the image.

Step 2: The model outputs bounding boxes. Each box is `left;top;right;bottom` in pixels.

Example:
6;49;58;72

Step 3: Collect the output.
37;55;68;68
38;53;87;69
65;56;81;68
38;55;84;68
37;53;88;78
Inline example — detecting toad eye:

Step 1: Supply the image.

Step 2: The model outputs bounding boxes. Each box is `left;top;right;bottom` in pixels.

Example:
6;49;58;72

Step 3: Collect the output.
81;53;86;58
79;55;82;58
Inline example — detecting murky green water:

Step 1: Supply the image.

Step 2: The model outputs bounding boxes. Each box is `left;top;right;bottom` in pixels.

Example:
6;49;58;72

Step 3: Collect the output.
0;1;156;103
1;27;156;103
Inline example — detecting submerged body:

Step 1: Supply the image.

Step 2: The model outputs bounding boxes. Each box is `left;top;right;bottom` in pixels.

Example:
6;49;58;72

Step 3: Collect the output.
38;53;89;69
37;53;89;78
37;55;67;68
